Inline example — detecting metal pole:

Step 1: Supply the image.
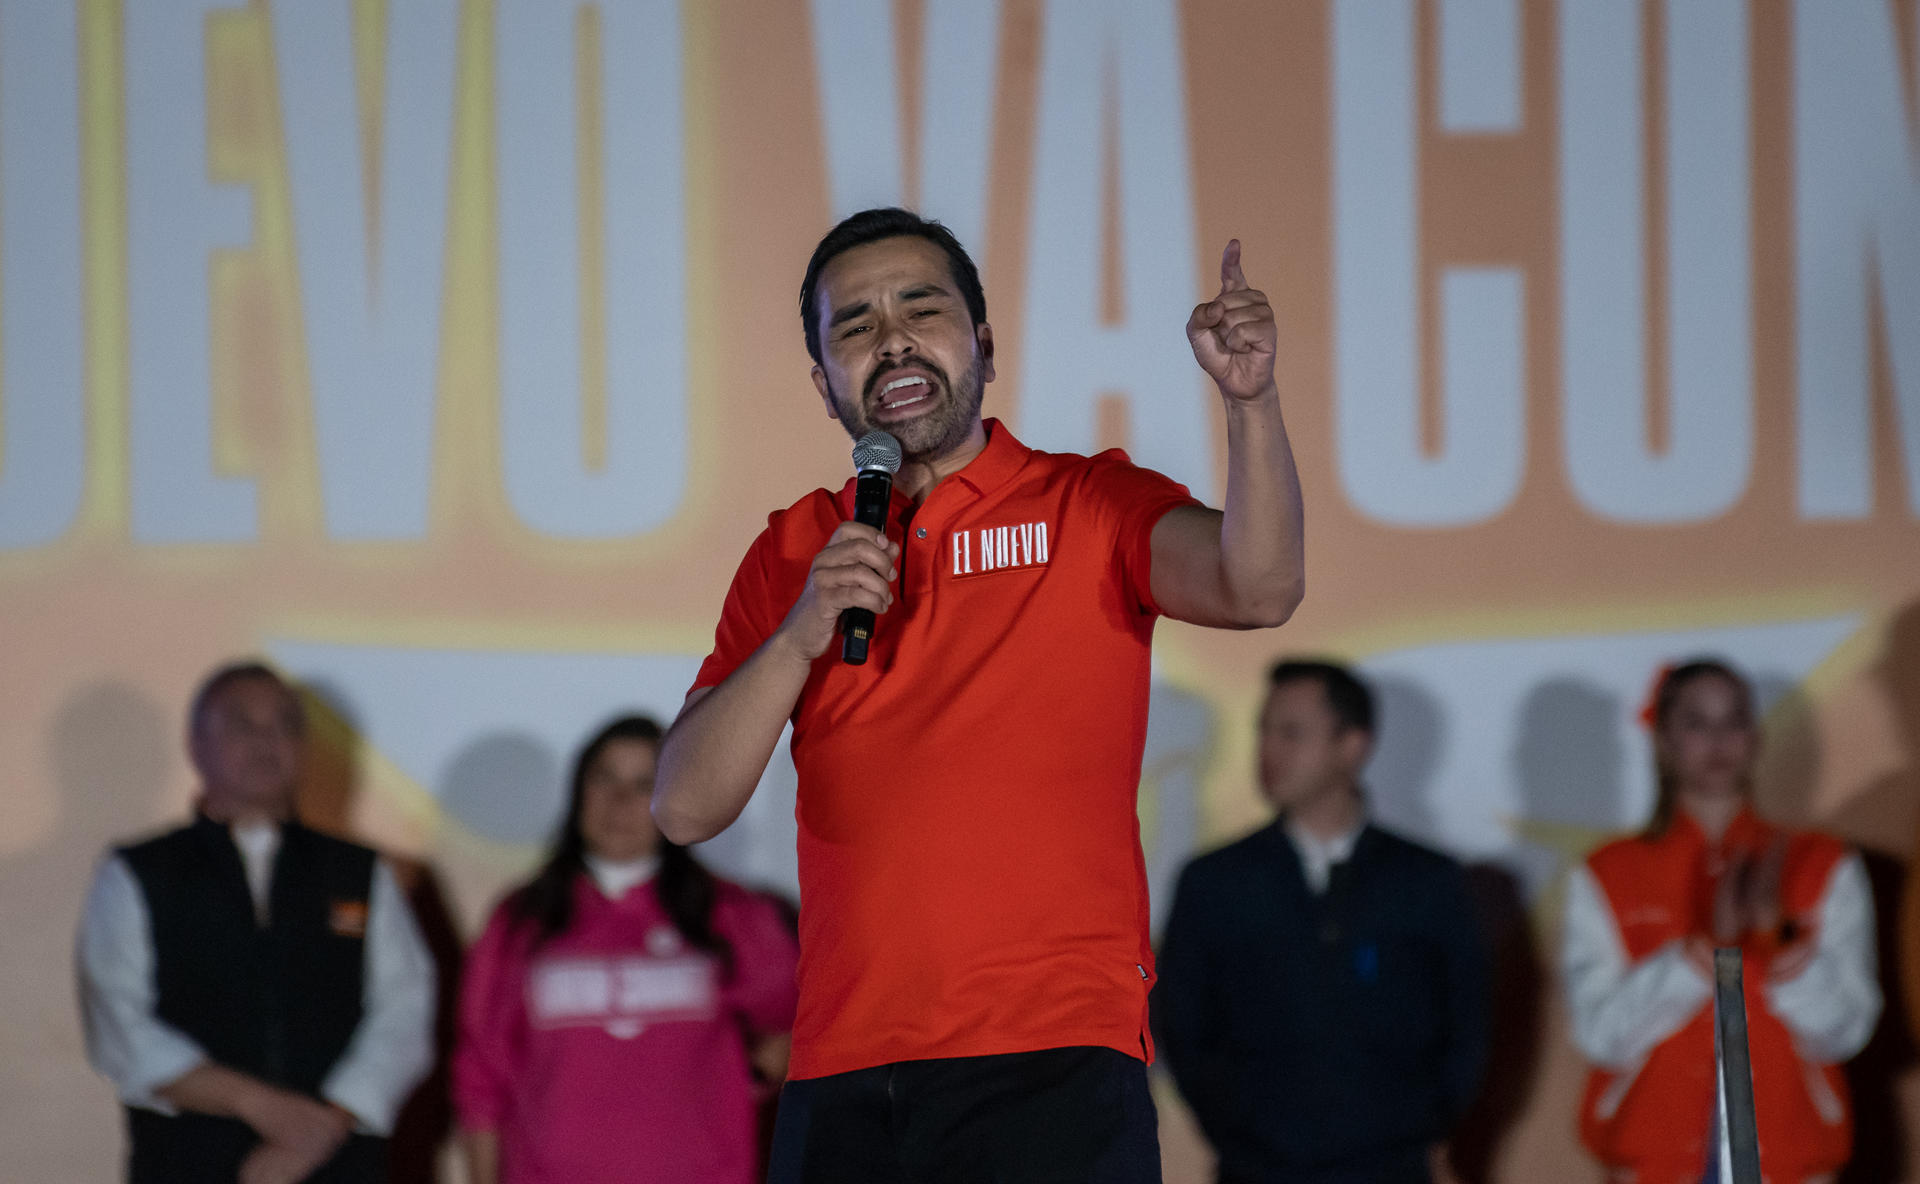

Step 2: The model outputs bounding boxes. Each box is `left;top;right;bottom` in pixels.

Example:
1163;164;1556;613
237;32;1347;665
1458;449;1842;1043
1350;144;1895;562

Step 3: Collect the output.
1713;947;1763;1184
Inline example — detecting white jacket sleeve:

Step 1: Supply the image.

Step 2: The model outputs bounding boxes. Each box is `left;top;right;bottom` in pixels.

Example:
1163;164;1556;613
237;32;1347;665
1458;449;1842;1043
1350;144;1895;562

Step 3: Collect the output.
1561;863;1712;1070
75;855;208;1111
319;860;438;1134
1764;850;1881;1064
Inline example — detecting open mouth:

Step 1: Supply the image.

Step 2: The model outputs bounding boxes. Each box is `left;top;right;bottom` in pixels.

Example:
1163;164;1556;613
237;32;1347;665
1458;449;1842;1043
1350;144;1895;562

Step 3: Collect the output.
877;373;935;413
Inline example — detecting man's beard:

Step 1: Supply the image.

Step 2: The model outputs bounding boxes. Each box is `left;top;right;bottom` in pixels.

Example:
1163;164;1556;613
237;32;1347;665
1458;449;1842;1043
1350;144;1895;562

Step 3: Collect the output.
830;355;985;461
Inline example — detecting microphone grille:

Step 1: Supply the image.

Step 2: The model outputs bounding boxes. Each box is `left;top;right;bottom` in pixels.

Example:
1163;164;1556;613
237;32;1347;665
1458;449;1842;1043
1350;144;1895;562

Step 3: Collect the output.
851;430;902;475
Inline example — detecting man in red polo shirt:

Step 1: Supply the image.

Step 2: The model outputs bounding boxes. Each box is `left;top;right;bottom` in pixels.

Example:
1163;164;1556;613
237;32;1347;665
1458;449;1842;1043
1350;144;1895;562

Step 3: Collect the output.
654;207;1305;1182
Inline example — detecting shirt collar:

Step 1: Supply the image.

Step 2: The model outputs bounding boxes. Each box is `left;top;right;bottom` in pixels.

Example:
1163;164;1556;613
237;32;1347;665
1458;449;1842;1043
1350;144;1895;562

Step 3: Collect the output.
949;418;1030;495
836;417;1032;512
230;818;281;861
584;853;659;900
1284;816;1366;866
1279;815;1367;895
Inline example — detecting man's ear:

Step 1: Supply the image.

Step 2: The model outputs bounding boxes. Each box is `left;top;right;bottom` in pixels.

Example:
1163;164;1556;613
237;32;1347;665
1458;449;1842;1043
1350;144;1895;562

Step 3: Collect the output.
811;366;840;421
976;322;996;383
1338;728;1372;777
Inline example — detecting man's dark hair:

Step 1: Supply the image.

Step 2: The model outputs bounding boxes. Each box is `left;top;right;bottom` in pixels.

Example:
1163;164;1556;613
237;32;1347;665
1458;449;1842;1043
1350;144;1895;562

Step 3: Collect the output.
189;660;300;736
1268;659;1375;736
799;207;987;365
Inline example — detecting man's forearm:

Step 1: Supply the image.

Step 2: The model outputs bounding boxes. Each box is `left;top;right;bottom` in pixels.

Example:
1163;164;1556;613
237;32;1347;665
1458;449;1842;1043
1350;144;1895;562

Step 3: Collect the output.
155;1062;275;1125
157;1063;352;1137
160;1063;356;1181
1217;386;1306;625
654;632;814;844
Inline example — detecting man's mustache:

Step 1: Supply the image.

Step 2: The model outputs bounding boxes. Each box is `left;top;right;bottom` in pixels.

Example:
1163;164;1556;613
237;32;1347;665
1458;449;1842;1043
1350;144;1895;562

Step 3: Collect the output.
864;358;949;404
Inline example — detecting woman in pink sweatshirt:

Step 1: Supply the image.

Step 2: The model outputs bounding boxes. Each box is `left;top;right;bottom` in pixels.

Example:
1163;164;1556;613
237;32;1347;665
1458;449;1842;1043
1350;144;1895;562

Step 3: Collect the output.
453;715;799;1184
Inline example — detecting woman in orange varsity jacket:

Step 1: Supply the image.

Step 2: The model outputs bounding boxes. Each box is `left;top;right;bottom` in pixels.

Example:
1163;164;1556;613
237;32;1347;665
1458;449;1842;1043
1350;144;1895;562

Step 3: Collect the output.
1561;659;1881;1184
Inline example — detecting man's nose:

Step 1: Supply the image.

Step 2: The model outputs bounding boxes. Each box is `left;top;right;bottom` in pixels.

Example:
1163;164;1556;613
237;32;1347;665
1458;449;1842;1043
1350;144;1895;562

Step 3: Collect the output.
875;316;914;357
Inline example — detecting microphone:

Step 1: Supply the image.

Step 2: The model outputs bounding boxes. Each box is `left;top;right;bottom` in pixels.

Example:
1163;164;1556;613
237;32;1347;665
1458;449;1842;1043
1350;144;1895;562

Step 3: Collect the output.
841;430;902;665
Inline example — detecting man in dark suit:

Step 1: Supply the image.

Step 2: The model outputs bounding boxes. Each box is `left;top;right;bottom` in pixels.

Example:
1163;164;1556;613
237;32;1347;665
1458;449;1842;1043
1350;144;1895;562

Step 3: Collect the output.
1156;659;1490;1184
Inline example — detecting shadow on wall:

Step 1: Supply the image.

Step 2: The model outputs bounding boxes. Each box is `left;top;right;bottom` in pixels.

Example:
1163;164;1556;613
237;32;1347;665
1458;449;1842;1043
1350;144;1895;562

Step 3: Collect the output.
1509;678;1628;905
1454;675;1637;1184
1;683;174;1180
1832;600;1920;1184
48;682;176;841
1362;674;1547;1184
299;681;468;1184
1142;682;1212;938
1731;648;1919;1184
34;679;175;924
1750;675;1823;831
1450;858;1541;1184
438;732;565;847
1365;674;1445;843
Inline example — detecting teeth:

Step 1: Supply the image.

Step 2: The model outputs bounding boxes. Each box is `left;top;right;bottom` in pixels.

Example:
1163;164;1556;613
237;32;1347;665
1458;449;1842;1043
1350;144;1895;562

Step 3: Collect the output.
884;376;927;393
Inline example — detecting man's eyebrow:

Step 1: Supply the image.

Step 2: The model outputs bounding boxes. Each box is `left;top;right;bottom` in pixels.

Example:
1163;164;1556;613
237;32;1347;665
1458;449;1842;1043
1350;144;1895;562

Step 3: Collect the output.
827;283;952;329
828;300;872;329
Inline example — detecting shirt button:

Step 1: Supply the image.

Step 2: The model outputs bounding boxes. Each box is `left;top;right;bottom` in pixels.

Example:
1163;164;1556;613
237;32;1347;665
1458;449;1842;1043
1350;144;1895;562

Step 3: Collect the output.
915;527;928;539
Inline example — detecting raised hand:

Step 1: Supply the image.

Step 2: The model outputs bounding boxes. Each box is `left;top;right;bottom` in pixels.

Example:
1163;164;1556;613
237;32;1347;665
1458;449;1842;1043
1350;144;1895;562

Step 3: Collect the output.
772;521;899;662
1186;239;1278;402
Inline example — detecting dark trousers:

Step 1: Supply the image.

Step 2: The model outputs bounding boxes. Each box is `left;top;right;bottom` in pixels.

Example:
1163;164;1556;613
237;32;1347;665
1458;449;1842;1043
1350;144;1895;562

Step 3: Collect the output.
1217;1144;1431;1184
127;1109;387;1184
768;1045;1162;1184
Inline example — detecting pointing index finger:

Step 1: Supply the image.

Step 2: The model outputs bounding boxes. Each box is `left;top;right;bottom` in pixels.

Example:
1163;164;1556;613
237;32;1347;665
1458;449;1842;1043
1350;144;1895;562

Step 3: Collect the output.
1219;238;1247;293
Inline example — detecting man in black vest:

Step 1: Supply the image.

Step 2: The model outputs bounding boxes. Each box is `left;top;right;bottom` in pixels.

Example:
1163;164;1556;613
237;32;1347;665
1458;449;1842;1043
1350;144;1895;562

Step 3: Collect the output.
77;661;434;1184
1156;660;1491;1184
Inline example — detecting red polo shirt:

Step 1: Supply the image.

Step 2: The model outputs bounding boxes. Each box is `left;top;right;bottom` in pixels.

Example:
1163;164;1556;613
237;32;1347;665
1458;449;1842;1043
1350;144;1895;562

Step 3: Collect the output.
691;419;1198;1079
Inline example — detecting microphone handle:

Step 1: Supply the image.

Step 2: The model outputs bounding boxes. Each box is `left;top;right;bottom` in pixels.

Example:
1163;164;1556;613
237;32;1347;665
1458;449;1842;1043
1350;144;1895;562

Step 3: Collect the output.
840;469;894;665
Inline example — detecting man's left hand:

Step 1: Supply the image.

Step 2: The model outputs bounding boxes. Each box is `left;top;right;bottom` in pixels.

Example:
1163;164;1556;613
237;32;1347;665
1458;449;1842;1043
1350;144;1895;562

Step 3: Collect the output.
238;1101;353;1184
1186;239;1277;402
239;1140;322;1184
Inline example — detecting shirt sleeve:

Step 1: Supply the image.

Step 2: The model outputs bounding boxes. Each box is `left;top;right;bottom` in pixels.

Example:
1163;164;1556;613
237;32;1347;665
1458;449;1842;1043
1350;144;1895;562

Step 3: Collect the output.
319;860;437;1134
1082;452;1201;618
720;891;799;1037
1561;863;1713;1070
450;904;525;1133
75;854;208;1111
691;523;790;694
1763;850;1881;1064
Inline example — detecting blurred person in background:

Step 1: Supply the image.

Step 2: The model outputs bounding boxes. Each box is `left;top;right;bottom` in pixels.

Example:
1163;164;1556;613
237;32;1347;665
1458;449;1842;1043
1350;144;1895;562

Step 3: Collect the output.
76;660;436;1184
1563;658;1881;1184
452;715;798;1184
1157;659;1490;1184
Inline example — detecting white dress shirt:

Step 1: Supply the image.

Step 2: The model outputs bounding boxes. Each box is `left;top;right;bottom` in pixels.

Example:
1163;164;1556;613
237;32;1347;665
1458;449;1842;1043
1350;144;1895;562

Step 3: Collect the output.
76;825;437;1135
1285;817;1365;895
231;820;280;923
1561;850;1881;1075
